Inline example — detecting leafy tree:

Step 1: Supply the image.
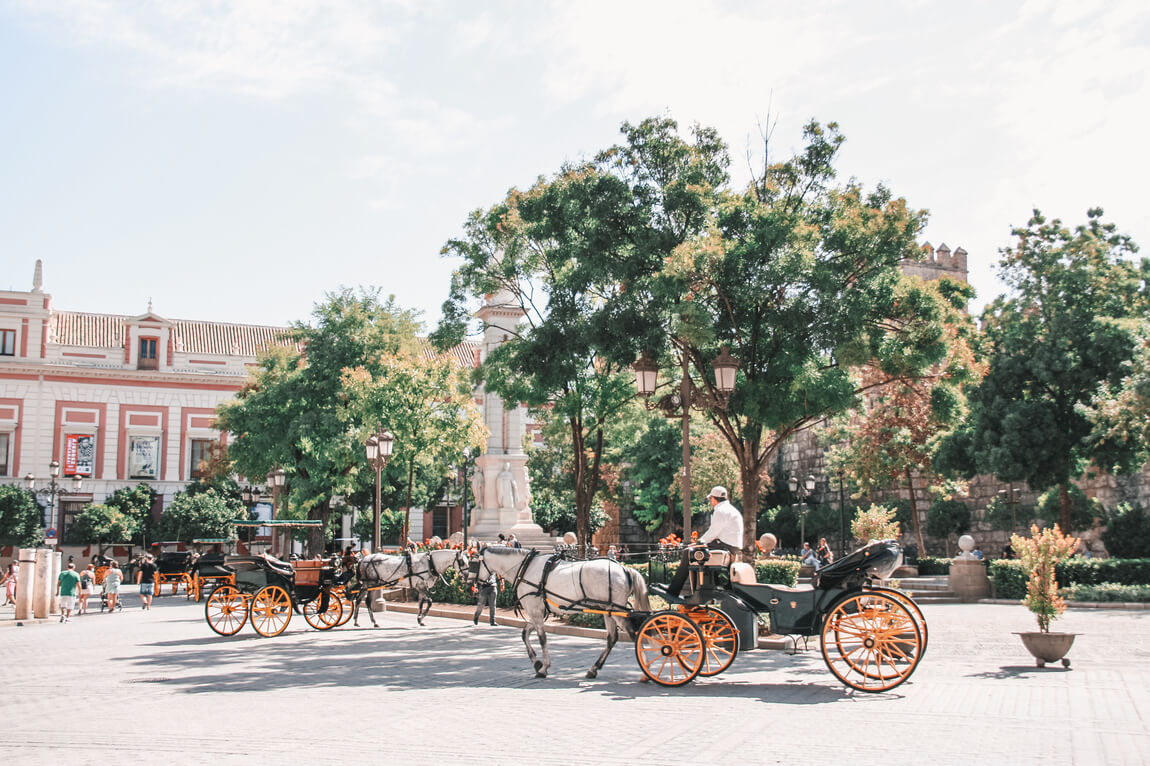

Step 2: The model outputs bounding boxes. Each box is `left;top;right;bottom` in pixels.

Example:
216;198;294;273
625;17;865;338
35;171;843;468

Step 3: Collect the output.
524;422;610;537
939;209;1148;530
102;483;157;545
925;498;971;556
219;289;483;554
1101;503;1150;558
1034;484;1101;532
155;489;245;542
1081;326;1150;471
70;503;138;548
434;116;727;548
0;485;42;547
850;504;900;543
982;493;1038;533
825;278;984;554
616;416;682;532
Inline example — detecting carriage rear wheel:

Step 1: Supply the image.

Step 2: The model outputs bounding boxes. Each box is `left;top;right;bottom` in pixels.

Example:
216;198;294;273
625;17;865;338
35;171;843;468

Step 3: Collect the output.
250;585;293;637
205;585;249;636
635;611;706;687
303;592;343;630
820;591;923;693
94;566;109;586
333;589;353;627
865;586;929;659
679;605;739;677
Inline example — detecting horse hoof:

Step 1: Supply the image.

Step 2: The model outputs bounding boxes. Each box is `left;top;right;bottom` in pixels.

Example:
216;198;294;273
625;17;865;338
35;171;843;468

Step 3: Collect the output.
535;671;547;678
586;669;598;679
533;660;543;672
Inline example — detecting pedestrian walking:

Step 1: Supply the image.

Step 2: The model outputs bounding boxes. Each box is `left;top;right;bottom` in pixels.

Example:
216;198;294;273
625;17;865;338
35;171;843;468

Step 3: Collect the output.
103;560;122;612
1;561;17;606
77;563;95;614
57;561;81;623
472;567;497;627
136;554;157;610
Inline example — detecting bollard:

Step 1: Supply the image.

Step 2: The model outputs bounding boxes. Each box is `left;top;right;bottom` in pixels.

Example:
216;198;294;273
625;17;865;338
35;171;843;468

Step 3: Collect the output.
33;549;51;619
14;548;36;620
50;551;62;615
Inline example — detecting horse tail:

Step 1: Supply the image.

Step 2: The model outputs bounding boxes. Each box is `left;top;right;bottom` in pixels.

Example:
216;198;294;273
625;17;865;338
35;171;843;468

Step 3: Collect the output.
627;566;650;612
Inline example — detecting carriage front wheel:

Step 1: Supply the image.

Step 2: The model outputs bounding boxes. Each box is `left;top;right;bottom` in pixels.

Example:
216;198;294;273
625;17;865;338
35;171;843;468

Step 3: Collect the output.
635;611;706;687
820;591;923;693
303;592;343;630
250;585;293;637
679;605;739;677
205;585;248;637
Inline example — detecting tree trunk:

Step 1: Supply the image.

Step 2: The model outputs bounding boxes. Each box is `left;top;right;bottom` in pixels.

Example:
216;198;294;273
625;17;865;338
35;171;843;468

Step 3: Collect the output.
905;467;927;555
1058;483;1072;532
571;416;591;554
740;461;763;559
307;499;328;558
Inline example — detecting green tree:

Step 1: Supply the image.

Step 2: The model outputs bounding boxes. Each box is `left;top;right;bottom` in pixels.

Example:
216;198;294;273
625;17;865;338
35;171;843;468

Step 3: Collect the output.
1080;326;1150;471
939;209;1149;530
155;489;245;542
1101;503;1150;558
219;289;483;554
925;498;971;556
523;420;610;537
70;503;138;548
0;485;42;547
850;504;900;543
102;483;157;545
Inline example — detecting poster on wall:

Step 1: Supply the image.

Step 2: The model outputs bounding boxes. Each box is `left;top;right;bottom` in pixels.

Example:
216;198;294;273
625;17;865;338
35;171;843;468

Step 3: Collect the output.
128;435;160;479
63;434;95;476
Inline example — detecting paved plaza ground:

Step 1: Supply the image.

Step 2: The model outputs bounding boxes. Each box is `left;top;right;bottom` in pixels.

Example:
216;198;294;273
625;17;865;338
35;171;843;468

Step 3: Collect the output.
1;587;1148;765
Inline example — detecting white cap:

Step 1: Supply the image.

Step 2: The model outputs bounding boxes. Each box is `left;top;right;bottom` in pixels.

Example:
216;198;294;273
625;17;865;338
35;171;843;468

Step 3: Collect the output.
708;486;728;500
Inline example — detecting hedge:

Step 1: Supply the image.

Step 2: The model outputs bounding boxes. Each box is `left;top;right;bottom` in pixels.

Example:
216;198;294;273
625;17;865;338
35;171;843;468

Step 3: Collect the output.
916;556;951;576
1061;583;1150;603
989;558;1150;600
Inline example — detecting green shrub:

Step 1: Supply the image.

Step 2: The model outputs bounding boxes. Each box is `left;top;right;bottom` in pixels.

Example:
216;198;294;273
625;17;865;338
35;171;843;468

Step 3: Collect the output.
1102;504;1150;558
916;555;951;575
989;559;1027;599
1062;582;1150;602
754;558;800;585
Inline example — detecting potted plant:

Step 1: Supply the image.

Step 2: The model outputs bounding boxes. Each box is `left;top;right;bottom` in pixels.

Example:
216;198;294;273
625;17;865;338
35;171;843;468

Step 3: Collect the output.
1011;523;1079;668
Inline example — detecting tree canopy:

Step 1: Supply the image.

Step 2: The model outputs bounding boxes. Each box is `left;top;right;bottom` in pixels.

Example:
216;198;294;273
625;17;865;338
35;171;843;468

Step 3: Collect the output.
0;485;42;547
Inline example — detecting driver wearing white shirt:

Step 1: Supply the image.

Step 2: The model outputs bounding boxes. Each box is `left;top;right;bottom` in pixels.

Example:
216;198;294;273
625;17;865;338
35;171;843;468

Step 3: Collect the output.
666;486;743;598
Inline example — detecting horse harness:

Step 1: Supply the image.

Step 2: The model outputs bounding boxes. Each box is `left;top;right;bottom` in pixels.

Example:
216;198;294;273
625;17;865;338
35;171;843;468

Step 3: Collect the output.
503;550;631;618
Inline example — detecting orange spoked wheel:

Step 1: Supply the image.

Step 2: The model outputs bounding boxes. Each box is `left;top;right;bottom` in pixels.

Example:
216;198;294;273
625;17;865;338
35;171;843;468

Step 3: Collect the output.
303;592;343;630
866;586;929;659
205;585;249;637
94;566;109;586
635;611;706;687
820;591;923;693
250;585;292;637
679;605;739;677
332;589;353;627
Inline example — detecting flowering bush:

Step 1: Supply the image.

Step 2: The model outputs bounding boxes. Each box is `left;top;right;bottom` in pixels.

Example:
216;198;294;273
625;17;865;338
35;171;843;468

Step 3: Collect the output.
850;504;900;543
1011;524;1079;632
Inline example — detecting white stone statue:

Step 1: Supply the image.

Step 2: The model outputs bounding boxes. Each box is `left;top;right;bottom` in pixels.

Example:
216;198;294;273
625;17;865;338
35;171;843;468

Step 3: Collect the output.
471;465;485;510
496;462;518;512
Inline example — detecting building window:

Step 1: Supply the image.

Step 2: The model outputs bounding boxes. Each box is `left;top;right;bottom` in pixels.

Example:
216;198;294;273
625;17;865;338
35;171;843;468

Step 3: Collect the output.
0;432;9;476
61;501;87;544
432;508;448;539
189;438;215;479
138;337;158;369
128;435;160;479
0;329;14;356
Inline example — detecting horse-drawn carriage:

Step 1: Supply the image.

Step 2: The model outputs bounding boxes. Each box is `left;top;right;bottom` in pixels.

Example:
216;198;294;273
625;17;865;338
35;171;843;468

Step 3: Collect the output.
187;539;236;601
204;554;352;637
150;542;194;596
469;538;927;693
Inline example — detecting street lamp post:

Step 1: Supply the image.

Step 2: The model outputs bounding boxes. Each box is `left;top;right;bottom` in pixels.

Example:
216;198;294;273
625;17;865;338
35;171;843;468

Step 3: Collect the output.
788;473;817;548
633;346;739;541
365;428;395;552
459;447;476;549
835;470;848;555
267;468;286;557
24;460;83;544
240;485;262;548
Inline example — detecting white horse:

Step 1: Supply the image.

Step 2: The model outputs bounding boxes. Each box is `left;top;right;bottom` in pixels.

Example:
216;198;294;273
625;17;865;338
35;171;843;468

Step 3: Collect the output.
473;545;650;679
351;548;465;627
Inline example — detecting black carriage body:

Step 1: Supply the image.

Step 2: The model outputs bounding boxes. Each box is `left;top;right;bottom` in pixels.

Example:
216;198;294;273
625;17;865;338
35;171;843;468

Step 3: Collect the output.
225;556;295;595
191;553;231;580
155;551;192;577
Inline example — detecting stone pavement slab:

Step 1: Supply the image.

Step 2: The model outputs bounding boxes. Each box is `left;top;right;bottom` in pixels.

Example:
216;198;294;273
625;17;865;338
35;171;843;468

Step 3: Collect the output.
1;590;1148;765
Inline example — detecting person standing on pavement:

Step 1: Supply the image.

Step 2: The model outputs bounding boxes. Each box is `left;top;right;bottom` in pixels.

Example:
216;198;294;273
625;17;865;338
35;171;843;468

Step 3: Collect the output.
103;560;122;612
1;561;17;606
665;486;743;599
77;564;95;614
57;561;82;623
136;554;157;610
472;565;498;626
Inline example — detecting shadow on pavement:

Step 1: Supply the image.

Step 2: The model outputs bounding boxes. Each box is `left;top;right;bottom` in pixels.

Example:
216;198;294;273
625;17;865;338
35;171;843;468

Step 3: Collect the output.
965;665;1072;680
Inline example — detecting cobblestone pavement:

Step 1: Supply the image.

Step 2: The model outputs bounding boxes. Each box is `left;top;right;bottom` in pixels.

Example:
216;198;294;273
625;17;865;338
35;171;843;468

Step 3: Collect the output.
2;589;1148;765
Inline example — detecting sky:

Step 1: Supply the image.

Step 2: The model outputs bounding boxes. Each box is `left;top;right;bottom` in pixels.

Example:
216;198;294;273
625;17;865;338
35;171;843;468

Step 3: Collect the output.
1;0;1148;330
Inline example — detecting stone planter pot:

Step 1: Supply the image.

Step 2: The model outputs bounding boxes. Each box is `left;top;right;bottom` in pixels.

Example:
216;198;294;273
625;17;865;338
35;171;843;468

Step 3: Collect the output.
1015;631;1077;668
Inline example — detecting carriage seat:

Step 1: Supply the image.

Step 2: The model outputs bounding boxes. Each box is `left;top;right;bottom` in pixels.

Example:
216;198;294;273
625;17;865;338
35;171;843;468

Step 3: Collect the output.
730;562;756;585
703;550;732;568
261;553;295;578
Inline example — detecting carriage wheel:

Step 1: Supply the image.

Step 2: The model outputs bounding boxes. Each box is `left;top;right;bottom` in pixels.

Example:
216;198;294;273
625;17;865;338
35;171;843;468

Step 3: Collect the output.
205;585;248;636
94;566;109;586
634;611;706;687
303;592;343;630
866;586;929;659
332;590;353;627
820;591;923;692
679;605;739;677
250;585;293;637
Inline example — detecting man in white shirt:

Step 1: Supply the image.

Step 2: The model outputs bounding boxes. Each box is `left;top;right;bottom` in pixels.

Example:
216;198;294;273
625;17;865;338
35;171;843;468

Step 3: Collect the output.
665;486;743;599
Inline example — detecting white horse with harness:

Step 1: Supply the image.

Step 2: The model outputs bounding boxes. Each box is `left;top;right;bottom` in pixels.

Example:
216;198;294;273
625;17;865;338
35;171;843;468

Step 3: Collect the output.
350;548;465;627
471;545;650;679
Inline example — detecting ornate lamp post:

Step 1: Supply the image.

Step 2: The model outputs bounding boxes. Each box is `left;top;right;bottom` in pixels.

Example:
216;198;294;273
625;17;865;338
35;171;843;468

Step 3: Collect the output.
788;473;817;548
24;460;83;543
835;470;848;555
364;428;395;552
240;485;262;546
632;346;739;540
266;468;286;556
458;446;477;549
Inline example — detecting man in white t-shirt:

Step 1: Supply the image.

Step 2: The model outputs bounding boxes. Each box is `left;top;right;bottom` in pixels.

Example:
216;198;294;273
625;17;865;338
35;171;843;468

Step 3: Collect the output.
665;486;743;599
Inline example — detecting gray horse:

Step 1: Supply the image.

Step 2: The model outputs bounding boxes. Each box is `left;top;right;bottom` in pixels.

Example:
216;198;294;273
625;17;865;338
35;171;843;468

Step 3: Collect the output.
473;545;650;679
351;548;464;627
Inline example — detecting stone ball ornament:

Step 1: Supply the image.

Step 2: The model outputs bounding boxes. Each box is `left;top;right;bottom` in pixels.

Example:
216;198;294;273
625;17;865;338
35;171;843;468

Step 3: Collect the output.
758;533;777;554
562;532;577;545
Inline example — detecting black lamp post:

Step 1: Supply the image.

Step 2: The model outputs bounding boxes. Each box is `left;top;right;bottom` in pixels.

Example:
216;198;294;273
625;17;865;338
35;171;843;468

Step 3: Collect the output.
24;460;83;543
458;447;477;549
365;428;395;551
633;346;739;540
266;468;286;556
788;473;817;548
835;470;848;554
